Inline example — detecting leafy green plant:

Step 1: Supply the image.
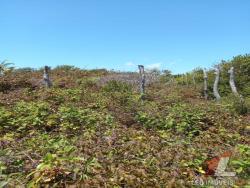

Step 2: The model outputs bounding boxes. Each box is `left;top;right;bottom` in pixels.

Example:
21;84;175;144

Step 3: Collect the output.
76;77;99;88
222;95;249;115
231;97;248;115
136;104;206;137
0;107;12;131
11;101;50;131
0;161;8;187
168;104;205;137
135;111;165;129
28;153;101;185
232;144;250;178
0;102;52;132
27;153;70;185
58;105;113;131
102;80;132;93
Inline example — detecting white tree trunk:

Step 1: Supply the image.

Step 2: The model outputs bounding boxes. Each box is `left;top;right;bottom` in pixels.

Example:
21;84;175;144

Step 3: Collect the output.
228;66;245;108
203;69;208;100
138;65;145;96
43;66;52;88
228;67;239;96
213;67;221;101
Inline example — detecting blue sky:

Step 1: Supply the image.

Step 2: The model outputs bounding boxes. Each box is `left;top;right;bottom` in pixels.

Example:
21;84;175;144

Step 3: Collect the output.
1;0;250;73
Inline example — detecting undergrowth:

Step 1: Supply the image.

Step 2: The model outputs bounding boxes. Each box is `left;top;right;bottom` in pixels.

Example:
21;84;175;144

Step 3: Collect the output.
0;70;249;187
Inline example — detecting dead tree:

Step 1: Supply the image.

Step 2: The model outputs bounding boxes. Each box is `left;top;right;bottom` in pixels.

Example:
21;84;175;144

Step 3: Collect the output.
138;65;145;97
228;67;239;96
43;66;52;88
203;69;208;100
213;66;221;101
228;66;245;110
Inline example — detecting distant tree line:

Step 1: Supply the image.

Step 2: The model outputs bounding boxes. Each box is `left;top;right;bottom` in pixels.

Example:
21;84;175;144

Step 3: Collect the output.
173;54;250;98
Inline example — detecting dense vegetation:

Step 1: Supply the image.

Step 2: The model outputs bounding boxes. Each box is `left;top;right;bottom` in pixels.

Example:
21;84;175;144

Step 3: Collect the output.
0;55;249;187
175;54;250;98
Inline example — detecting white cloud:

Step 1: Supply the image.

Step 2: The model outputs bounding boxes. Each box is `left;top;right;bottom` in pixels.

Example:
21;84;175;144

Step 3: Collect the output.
146;63;161;70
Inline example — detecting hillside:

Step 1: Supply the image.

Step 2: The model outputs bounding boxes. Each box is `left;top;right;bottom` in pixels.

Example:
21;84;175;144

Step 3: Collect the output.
0;61;249;187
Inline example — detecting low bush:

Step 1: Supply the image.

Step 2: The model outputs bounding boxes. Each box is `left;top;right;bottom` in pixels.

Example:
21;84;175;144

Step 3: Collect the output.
12;101;51;131
222;95;249;115
0;101;114;133
76;77;99;89
58;105;100;131
136;103;206;137
102;80;132;93
0;107;12;132
231;144;250;178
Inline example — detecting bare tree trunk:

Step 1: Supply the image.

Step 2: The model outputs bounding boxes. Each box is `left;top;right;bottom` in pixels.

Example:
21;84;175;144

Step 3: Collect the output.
43;66;52;88
228;67;245;111
228;67;239;96
213;66;221;101
138;65;145;97
203;69;208;100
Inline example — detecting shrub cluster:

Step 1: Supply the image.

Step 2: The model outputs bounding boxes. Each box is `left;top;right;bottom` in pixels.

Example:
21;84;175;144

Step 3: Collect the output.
0;101;114;133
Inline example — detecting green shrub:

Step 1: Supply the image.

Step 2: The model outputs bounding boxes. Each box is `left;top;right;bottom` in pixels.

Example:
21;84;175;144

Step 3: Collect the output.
58;105;113;131
0;107;12;131
76;77;99;88
231;144;250;178
64;89;82;102
11;101;50;131
38;88;66;105
0;101;114;133
136;111;165;129
222;95;249;115
168;104;205;136
136;104;206;137
102;80;132;93
231;98;249;115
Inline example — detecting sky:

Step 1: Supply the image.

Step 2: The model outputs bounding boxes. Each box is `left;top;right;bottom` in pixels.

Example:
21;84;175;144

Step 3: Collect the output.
0;0;250;74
